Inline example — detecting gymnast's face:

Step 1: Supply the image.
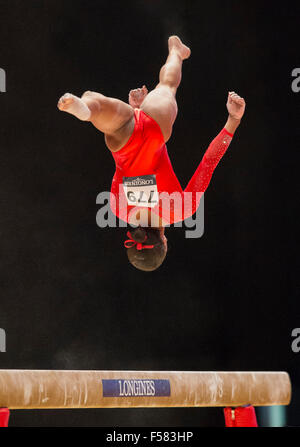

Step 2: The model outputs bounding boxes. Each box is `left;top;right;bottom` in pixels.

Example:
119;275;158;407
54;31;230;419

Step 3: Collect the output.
162;234;167;249
159;228;167;248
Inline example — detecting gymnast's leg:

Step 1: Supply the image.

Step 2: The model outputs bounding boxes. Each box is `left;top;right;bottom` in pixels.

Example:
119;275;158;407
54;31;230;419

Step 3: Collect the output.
140;35;191;142
57;90;134;149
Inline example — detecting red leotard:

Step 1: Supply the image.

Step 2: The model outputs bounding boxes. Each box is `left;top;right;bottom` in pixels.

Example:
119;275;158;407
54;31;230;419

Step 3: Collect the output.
110;108;233;225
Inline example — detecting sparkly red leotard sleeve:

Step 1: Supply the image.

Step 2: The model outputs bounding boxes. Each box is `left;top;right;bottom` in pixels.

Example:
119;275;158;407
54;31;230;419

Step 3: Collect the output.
110;109;233;225
171;127;233;224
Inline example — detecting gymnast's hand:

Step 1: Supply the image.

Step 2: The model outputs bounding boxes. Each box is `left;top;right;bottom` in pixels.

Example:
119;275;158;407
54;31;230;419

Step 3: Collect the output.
226;91;246;121
128;85;148;108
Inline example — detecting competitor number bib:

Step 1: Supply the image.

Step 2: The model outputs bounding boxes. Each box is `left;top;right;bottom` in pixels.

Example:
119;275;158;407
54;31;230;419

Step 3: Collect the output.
123;175;159;208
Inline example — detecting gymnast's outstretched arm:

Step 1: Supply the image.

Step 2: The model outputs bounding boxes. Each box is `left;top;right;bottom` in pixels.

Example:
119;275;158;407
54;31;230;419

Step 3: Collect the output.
179;92;246;220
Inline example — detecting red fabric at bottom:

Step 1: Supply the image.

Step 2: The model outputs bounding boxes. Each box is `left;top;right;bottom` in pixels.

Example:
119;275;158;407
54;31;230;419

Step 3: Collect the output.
224;406;258;427
0;408;10;427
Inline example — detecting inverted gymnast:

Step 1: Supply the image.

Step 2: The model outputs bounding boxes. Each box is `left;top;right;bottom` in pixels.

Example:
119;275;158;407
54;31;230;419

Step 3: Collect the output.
58;36;246;272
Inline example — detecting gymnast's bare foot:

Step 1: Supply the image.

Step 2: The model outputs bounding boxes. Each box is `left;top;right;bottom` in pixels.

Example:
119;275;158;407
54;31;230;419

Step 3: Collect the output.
57;93;76;111
128;85;148;108
57;93;91;121
168;35;191;60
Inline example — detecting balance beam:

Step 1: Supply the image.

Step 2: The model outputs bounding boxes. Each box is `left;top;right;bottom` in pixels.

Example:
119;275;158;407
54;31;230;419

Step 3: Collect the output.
0;370;291;410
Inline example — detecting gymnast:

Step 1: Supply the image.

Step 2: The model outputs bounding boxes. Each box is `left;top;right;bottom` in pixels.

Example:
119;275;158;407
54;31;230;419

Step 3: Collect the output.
58;36;246;271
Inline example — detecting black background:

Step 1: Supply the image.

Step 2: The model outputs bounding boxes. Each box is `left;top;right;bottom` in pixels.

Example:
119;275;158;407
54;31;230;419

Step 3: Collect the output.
0;0;299;427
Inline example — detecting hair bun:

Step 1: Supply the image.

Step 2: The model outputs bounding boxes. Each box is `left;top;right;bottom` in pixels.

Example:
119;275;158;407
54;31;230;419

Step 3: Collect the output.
130;227;147;243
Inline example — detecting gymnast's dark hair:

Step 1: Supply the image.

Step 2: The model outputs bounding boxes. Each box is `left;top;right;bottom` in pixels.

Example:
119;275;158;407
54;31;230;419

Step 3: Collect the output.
125;227;167;272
